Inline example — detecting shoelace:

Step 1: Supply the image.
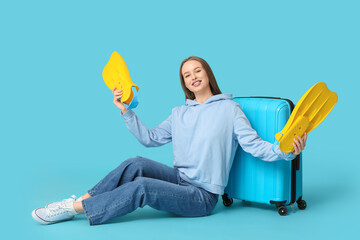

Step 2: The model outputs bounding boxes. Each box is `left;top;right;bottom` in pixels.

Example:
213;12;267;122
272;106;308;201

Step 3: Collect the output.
47;195;77;207
47;204;70;217
46;195;77;217
57;195;77;203
67;195;77;202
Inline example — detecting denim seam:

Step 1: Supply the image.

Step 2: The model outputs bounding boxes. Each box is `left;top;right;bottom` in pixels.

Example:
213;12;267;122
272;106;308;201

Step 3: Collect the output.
89;195;138;218
89;191;210;218
82;200;94;225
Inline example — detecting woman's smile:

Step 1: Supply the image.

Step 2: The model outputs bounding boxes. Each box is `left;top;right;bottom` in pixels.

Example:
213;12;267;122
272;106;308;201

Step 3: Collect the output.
192;80;202;87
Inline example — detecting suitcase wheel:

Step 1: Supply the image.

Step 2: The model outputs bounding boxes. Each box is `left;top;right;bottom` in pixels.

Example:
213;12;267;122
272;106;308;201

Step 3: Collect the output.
297;199;307;210
221;194;233;207
277;206;287;216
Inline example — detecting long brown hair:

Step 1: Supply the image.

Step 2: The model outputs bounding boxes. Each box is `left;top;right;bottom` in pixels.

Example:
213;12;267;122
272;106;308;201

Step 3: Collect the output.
179;56;222;101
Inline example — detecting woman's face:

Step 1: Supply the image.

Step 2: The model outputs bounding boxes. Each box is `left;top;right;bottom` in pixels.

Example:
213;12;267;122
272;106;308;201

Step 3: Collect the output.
182;60;211;95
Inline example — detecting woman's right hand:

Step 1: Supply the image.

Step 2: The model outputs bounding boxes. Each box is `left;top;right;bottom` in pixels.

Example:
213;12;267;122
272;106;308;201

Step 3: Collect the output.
113;87;128;114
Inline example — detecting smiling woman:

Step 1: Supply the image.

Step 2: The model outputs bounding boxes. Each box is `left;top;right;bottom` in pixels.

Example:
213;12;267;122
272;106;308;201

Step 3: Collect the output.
179;56;222;102
32;55;306;226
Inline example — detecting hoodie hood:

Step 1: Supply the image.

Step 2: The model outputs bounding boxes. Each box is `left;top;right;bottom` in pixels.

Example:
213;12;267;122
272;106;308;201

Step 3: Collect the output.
186;93;233;106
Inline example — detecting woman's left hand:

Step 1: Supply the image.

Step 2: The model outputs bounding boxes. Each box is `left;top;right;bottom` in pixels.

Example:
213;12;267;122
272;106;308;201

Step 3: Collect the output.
292;132;307;155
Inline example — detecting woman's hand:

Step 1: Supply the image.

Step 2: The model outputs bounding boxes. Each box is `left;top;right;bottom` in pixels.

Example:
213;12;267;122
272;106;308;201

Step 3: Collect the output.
112;87;128;114
292;132;307;155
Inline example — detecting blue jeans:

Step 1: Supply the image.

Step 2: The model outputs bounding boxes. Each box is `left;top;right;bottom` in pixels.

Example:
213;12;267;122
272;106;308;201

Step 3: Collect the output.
81;156;219;225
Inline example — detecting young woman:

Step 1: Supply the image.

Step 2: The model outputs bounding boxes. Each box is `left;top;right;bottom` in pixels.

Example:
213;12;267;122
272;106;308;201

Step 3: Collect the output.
32;56;307;225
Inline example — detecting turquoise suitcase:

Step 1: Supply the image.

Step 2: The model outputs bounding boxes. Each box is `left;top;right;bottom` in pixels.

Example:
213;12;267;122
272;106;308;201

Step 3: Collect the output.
223;97;307;216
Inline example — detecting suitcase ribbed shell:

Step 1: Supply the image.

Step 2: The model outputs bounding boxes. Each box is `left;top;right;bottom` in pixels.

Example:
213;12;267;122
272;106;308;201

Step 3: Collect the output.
225;98;303;207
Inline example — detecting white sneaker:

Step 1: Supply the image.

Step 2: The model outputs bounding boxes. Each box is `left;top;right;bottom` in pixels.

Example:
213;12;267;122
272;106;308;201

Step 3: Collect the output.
32;202;77;225
46;195;77;208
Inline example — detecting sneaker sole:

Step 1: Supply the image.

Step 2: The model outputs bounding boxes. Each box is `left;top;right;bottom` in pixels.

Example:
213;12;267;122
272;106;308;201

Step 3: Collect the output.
32;209;74;225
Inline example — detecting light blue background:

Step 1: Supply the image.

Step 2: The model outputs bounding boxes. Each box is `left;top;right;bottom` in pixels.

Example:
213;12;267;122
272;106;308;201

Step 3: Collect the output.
1;0;359;239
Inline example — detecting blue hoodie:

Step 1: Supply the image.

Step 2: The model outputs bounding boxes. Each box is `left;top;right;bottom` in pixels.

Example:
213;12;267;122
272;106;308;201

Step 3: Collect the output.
121;93;296;194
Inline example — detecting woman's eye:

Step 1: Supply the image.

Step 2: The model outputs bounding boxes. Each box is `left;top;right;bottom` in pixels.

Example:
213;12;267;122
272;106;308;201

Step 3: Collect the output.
197;70;201;72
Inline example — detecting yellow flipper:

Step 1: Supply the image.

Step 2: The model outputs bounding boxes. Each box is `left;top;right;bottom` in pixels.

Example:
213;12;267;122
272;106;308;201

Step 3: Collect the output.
275;82;338;153
102;51;139;105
